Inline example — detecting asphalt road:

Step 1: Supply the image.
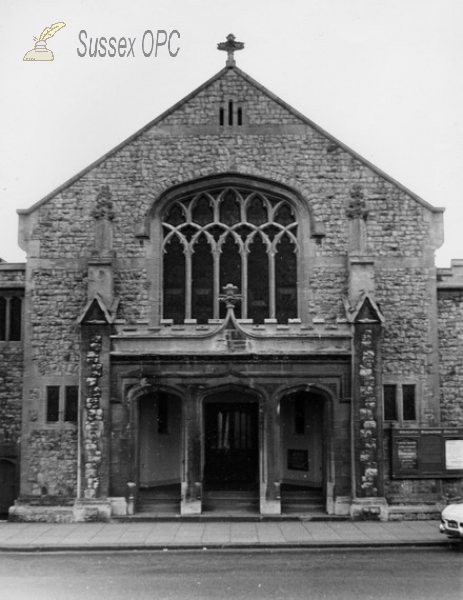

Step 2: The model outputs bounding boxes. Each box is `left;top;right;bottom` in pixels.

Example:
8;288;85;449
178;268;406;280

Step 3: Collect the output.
0;547;461;600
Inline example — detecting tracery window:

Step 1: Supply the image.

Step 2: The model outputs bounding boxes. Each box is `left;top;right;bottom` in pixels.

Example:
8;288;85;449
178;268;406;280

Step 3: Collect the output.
162;186;298;324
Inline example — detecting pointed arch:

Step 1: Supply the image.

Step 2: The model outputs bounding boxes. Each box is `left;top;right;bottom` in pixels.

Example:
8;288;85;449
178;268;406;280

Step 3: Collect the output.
156;175;312;325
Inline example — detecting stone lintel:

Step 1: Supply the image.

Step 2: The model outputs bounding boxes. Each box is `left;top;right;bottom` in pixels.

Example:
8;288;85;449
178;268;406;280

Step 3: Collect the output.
348;255;375;265
88;257;113;266
0;282;25;289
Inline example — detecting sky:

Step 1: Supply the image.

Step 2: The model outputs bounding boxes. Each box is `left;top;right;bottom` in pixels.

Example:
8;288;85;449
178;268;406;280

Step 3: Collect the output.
1;0;462;266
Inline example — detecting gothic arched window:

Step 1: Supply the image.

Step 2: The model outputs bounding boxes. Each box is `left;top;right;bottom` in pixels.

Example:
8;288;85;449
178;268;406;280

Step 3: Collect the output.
161;186;298;324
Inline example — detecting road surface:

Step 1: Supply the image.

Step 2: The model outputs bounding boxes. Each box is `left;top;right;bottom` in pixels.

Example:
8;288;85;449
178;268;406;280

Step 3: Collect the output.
0;547;461;599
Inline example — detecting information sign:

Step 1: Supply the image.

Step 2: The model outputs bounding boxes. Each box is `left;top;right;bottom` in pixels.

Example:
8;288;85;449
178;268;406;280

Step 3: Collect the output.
391;428;463;478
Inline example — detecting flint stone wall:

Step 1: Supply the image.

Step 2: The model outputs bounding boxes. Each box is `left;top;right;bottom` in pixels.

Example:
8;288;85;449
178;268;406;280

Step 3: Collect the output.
27;429;77;497
376;267;431;376
30;269;86;376
29;69;431;329
0;266;25;454
438;289;463;427
0;346;23;447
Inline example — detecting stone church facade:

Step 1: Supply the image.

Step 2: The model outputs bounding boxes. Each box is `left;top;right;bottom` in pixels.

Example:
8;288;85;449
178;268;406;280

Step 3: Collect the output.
1;40;463;521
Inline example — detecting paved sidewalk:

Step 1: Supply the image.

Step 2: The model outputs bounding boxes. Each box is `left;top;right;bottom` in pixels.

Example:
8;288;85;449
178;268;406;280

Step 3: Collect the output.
0;519;457;551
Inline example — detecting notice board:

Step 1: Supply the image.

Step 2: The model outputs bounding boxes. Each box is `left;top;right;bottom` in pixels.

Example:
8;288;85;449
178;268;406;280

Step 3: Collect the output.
392;428;463;478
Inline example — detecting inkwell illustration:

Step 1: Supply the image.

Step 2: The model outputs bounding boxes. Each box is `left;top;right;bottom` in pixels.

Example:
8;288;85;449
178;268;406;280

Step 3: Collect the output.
23;22;66;61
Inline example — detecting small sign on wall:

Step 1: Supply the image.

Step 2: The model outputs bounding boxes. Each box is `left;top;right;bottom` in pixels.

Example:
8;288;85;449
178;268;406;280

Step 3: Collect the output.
396;438;419;474
392;428;463;478
445;440;463;470
288;449;309;471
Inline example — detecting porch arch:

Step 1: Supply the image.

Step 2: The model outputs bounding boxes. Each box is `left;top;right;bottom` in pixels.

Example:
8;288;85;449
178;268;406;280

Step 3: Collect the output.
277;385;335;513
129;385;184;494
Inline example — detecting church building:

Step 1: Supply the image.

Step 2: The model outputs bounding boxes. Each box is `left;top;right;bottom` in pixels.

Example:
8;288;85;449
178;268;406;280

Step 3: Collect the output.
1;36;463;521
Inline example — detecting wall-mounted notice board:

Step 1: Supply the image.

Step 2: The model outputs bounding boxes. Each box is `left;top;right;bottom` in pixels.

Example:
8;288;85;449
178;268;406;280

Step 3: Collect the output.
392;428;463;478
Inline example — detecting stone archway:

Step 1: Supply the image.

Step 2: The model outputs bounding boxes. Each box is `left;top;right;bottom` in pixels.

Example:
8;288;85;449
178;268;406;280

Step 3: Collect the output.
136;390;183;514
201;387;261;514
203;391;260;490
279;388;332;514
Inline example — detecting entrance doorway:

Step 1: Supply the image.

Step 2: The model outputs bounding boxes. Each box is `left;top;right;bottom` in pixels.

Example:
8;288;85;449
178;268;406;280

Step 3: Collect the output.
203;393;259;490
137;392;182;513
280;391;326;513
0;460;16;518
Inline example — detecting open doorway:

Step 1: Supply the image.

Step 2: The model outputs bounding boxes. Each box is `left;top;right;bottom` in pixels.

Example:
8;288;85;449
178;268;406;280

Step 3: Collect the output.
0;459;16;519
137;391;182;513
280;391;326;513
203;396;259;490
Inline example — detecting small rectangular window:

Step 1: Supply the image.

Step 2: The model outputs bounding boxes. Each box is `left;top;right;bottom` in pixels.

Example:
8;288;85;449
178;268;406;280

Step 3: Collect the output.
402;385;416;421
46;386;60;422
65;386;79;422
0;297;6;341
157;396;168;434
9;297;22;341
384;385;397;421
237;107;243;126
0;295;22;341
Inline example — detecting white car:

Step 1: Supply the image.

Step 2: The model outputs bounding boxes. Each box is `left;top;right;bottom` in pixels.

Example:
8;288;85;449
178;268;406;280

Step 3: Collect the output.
440;503;463;540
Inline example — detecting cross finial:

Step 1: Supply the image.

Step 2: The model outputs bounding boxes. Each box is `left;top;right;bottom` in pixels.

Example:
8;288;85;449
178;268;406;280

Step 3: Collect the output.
217;33;244;67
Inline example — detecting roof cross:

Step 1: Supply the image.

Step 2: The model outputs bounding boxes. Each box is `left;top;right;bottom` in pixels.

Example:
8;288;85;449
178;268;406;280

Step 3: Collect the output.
217;33;244;67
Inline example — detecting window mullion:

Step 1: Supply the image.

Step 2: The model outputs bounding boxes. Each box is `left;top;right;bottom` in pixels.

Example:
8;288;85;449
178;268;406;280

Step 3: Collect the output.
213;247;220;319
397;385;404;423
269;249;276;319
5;297;11;341
185;246;192;320
241;250;247;319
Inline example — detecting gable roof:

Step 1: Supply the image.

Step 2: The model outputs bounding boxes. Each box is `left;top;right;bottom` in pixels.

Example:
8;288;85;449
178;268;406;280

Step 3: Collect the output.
18;64;444;216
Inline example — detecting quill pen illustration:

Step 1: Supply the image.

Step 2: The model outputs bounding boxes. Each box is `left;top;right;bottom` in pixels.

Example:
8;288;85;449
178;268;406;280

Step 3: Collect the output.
24;22;66;61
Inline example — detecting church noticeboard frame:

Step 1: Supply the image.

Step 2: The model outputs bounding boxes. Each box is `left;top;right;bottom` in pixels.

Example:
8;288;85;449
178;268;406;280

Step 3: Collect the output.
287;449;309;471
392;428;463;478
